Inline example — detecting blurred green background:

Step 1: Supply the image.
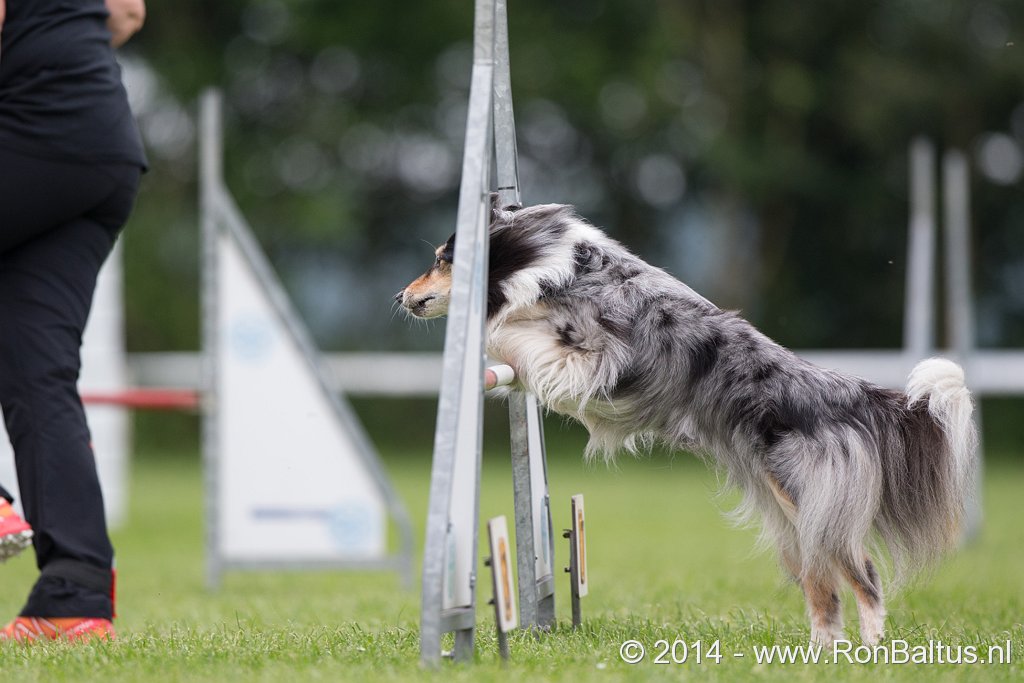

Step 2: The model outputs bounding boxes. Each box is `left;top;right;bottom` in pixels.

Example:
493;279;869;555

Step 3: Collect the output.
117;0;1023;452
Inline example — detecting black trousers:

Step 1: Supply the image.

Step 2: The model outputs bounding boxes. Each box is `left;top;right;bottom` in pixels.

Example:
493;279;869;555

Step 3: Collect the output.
0;148;140;619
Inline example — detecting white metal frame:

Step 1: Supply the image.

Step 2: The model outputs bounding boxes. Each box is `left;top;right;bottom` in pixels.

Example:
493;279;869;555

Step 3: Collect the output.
199;89;414;589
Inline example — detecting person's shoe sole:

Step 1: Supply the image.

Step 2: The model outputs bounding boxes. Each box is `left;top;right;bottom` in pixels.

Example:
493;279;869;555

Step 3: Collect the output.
0;616;115;643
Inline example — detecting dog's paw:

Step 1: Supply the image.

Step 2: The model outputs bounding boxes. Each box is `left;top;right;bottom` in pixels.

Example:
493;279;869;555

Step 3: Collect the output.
859;615;885;647
810;622;844;648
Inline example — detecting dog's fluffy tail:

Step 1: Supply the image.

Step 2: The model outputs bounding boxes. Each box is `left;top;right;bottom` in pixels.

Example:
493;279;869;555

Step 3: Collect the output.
880;358;977;581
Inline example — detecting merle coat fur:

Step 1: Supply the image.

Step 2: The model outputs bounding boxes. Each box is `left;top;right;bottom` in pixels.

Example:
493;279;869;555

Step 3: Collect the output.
399;201;977;646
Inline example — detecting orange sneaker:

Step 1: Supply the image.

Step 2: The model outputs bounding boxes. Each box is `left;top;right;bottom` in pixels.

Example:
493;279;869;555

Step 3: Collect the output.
0;500;33;562
0;617;115;643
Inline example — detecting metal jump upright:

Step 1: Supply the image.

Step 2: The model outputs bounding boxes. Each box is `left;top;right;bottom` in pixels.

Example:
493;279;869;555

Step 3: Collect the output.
420;0;556;664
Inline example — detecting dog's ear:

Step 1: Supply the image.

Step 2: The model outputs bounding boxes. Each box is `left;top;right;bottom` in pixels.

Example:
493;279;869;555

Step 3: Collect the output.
490;197;521;227
441;232;456;260
490;191;522;215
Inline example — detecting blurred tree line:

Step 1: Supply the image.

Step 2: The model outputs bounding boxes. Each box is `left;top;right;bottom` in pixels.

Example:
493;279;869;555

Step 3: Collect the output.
120;0;1024;354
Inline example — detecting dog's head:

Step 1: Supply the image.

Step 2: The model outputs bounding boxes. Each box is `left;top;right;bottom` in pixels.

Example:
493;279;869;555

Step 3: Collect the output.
395;195;519;320
396;199;595;320
394;232;456;319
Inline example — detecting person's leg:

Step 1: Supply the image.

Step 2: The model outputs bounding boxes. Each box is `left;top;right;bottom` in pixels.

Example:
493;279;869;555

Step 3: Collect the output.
0;147;125;516
0;151;130;254
0;154;140;620
0;216;119;617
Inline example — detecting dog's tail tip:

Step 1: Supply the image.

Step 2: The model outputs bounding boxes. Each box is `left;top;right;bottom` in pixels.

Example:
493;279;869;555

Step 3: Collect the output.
905;357;967;405
904;356;975;452
905;357;976;468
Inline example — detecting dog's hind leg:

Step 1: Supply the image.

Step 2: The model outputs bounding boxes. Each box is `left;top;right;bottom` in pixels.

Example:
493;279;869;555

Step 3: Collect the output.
801;569;843;646
762;483;843;644
842;555;886;646
764;479;844;644
779;544;801;583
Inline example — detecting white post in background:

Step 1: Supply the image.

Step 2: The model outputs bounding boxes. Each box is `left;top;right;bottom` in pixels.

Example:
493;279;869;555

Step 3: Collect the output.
905;138;937;359
942;150;983;537
80;243;131;529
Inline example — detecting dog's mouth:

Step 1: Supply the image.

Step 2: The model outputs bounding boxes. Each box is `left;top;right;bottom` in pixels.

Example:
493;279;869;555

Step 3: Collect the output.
412;294;435;311
409;294;438;318
396;290;449;319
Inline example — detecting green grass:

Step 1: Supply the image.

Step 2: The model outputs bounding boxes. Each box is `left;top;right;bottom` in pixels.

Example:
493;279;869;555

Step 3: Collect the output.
0;437;1021;681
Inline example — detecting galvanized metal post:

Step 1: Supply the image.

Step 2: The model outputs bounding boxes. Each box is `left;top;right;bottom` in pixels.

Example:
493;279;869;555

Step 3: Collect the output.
420;0;496;665
199;89;223;592
421;0;561;661
492;0;557;633
493;0;518;209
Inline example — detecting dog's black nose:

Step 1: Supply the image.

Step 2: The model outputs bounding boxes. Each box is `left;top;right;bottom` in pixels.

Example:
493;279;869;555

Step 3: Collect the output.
393;290;404;303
